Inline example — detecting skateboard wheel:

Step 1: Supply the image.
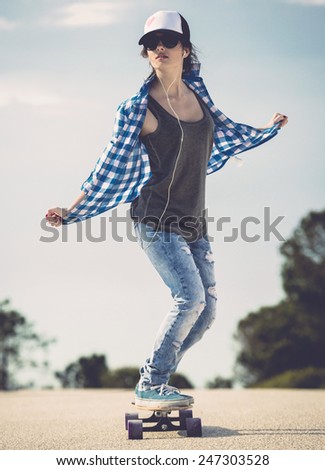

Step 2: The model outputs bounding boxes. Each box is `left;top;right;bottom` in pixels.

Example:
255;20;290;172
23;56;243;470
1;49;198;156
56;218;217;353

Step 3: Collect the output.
128;419;143;440
179;409;193;430
186;417;202;437
125;412;139;430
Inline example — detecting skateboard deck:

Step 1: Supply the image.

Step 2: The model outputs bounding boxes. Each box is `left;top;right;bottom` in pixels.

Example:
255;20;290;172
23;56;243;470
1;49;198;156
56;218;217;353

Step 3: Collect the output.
125;402;202;439
131;401;193;412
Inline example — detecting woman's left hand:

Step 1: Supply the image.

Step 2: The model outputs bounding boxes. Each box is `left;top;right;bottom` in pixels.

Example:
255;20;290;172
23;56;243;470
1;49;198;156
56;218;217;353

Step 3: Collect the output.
261;113;288;130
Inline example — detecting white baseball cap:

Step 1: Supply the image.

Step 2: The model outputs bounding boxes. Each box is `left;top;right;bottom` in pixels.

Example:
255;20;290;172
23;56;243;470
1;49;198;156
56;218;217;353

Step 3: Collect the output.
138;11;190;45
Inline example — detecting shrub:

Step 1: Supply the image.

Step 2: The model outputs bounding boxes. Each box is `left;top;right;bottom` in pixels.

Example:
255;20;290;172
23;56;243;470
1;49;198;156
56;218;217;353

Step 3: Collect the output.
252;367;325;388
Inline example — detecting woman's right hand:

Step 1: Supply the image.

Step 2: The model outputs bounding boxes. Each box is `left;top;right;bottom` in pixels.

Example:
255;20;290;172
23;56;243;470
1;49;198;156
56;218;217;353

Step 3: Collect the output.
46;207;67;227
46;192;85;227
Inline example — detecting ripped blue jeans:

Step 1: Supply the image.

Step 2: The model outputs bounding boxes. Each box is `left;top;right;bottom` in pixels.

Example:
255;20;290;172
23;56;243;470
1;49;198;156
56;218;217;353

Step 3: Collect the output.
133;222;217;389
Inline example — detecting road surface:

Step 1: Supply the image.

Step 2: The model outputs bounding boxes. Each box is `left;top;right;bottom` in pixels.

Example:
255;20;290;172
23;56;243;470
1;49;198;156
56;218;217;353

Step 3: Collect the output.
0;388;324;450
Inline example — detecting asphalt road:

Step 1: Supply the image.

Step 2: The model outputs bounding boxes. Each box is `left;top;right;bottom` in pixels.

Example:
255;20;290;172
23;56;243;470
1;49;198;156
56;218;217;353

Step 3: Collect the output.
0;389;324;450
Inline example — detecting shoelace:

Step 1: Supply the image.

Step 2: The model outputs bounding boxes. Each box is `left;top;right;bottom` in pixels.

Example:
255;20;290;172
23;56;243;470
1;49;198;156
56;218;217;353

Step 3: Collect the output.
150;384;180;396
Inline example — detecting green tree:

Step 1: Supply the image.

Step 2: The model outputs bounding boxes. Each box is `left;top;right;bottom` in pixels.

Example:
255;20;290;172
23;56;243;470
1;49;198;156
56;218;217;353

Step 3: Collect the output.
234;209;325;387
56;357;194;389
55;354;110;388
251;367;325;389
105;367;194;389
105;368;193;389
0;299;54;390
280;210;325;307
169;373;194;389
206;376;233;389
105;367;139;388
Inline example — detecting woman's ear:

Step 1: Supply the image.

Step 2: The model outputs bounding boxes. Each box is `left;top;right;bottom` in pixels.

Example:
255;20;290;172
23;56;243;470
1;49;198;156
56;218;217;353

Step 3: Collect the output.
182;48;190;58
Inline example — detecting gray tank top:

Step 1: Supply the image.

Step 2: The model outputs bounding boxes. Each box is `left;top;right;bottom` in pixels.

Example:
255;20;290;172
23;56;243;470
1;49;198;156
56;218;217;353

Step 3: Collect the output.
130;92;214;242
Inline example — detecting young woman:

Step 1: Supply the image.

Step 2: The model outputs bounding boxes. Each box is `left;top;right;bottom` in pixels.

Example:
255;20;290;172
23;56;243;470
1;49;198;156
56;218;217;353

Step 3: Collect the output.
47;11;288;409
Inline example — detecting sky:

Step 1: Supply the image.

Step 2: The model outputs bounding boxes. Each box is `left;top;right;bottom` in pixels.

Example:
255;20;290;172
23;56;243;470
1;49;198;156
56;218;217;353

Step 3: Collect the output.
1;0;324;388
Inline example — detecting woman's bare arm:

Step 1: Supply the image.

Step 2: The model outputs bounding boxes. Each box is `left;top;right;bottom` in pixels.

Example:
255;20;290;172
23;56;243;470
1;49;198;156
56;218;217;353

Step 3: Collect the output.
258;112;288;130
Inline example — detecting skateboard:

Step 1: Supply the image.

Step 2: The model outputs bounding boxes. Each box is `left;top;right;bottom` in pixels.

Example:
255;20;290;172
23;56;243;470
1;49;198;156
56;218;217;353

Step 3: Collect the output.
125;403;202;439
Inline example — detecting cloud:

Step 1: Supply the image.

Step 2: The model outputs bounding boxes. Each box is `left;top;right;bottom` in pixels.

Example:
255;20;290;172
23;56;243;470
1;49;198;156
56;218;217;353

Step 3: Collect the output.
43;1;128;28
0;16;19;31
0;76;63;107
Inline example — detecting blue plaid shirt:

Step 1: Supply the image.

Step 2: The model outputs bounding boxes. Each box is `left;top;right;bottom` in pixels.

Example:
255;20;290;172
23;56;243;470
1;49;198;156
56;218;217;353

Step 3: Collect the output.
63;64;281;224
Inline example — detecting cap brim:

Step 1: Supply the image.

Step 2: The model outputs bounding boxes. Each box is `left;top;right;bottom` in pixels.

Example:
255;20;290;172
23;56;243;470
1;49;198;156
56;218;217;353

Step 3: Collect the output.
138;30;183;46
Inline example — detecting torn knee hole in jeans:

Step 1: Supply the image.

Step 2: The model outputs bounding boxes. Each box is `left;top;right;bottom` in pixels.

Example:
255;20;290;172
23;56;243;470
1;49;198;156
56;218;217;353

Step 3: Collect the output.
208;285;218;300
181;246;191;255
205;251;214;263
172;339;182;349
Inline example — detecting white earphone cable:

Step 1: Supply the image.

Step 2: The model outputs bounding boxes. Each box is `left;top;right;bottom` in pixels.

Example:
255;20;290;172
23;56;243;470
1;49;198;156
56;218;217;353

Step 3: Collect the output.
144;74;184;250
156;76;184;222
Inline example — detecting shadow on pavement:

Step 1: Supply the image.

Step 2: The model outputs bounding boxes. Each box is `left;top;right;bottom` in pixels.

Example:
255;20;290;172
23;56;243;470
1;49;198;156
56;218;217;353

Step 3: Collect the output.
200;426;325;438
239;428;325;436
201;426;240;437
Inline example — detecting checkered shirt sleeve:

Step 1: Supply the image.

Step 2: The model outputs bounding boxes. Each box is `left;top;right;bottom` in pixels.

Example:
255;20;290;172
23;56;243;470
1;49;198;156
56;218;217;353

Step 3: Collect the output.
184;76;280;174
63;96;150;224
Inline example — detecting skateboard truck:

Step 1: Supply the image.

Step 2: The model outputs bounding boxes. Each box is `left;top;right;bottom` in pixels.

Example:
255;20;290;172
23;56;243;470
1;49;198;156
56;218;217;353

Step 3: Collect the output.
125;404;202;440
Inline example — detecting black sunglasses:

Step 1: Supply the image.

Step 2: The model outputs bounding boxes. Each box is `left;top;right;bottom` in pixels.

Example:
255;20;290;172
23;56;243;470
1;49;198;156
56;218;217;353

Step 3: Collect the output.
143;32;182;50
